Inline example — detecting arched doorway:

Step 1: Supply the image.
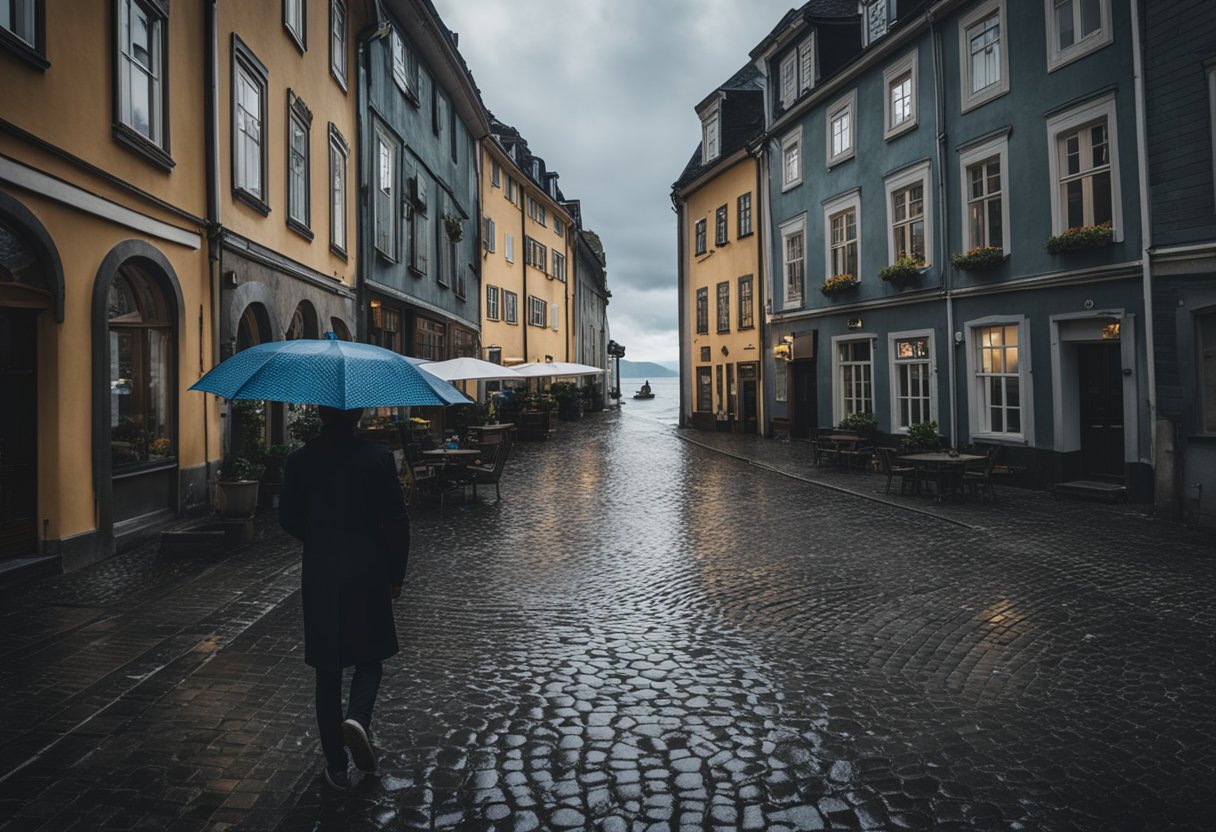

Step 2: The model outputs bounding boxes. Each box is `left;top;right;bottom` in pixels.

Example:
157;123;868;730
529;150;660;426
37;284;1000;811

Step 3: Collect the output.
285;300;319;341
330;317;351;340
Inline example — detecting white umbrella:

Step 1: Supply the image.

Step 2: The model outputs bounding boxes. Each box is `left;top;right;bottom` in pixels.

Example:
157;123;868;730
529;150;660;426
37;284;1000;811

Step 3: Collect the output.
511;361;606;378
422;356;525;381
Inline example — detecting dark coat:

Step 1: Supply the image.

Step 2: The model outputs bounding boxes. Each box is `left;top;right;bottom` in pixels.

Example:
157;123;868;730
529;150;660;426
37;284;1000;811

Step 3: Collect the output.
279;426;410;671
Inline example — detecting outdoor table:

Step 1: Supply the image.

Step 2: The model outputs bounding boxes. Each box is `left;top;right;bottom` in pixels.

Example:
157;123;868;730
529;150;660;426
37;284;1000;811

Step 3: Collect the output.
897;452;986;502
468;423;514;445
421;448;483;464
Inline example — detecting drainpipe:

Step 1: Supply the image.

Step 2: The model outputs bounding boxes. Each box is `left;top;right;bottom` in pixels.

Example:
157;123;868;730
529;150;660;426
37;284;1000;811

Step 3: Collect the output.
1130;0;1156;472
754;148;767;435
204;0;220;470
520;181;528;362
673;191;688;428
930;12;958;446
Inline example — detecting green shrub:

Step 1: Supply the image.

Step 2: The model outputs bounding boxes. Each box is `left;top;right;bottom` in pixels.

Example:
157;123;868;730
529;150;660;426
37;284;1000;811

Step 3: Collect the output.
838;411;877;433
901;420;941;452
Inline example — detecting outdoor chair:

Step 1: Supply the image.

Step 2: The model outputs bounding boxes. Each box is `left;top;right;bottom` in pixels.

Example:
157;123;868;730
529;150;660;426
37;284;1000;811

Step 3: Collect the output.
839;444;874;471
810;439;839;466
467;440;512;502
877;447;917;495
963;446;999;504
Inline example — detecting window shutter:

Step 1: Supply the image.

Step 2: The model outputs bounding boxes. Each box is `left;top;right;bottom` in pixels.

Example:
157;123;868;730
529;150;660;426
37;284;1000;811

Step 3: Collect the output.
780;54;796;107
799;39;814;92
550;303;559;330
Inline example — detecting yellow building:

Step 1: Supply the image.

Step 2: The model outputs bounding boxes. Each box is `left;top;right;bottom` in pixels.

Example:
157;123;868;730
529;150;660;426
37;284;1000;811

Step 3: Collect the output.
673;66;767;432
480;119;575;371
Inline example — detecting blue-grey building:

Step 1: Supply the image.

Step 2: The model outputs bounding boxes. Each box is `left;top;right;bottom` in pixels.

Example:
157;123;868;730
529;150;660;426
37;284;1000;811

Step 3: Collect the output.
758;0;1153;498
360;0;489;362
1143;0;1216;523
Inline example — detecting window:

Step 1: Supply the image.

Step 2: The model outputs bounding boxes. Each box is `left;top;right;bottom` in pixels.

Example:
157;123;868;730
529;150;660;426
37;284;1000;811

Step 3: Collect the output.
391;29;414;97
781;128;802;191
738;275;754;330
826;91;856;167
1046;94;1121;237
973;323;1022;436
504;291;518;324
504;233;515;264
774;360;788;402
527;196;547;226
116;0;168;158
1202;312;1216;433
890;333;933;431
525;236;547;272
369;304;400;352
491;160;500;188
715;205;728;246
798;36;815;94
779;52;797;110
506;177;517;203
737;193;752;237
823;190;861;280
553;217;564;238
528;296;547;327
374;126;397;259
702;100;720;163
1046;0;1112;71
284;0;305;51
1;0;37;50
108;266;174;469
695;219;707;255
779;217;805;308
700;346;711;363
959;0;1008;112
696;287;708;334
415;317;445;361
552;252;567;282
550;303;559;331
410;183;429;275
285;95;312;239
329;0;347;89
836;339;873;420
486;285;500;321
883;50;917;140
233;37;268;212
716;281;730;333
329;124;347;255
452;327;476;358
483;217;496;252
433;90;447;141
697;367;713;412
959;133;1010;253
885;161;932;266
862;0;893;47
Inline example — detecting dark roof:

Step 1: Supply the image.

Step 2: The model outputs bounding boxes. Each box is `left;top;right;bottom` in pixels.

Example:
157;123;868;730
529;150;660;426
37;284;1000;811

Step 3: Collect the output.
488;113;570;207
672;63;765;193
751;0;858;58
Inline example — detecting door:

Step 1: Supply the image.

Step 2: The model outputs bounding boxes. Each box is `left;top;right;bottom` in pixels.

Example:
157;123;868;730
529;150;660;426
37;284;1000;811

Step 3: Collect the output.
740;381;757;434
789;361;817;439
0;309;37;557
1077;342;1124;480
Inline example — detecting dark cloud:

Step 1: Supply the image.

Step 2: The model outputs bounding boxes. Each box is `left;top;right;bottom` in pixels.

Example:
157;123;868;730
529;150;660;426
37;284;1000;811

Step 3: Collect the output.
433;0;793;361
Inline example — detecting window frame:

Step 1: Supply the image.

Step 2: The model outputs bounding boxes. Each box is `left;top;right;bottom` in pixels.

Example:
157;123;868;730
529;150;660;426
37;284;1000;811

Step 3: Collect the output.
373;123;399;261
285;91;312;239
715;204;728;247
328;123;348;257
483;216;496;253
695;287;709;335
1045;0;1113;72
552;251;567;282
958;0;1008;113
113;0;172;169
1045;92;1122;240
696;366;713;412
779;51;797;110
883;49;917;141
716;281;730;334
283;0;305;52
527;295;547;328
504;290;518;324
694;218;707;256
964;315;1033;443
958;132;1011;254
822;190;861;282
701;98;721;164
832;335;876;423
798;34;816;94
737;192;753;238
738;274;754;330
485;284;500;322
779;214;806;310
883;161;933;267
0;0;47;69
329;0;347;91
231;35;269;215
825;90;856;168
781;127;803;191
887;329;936;433
390;28;417;101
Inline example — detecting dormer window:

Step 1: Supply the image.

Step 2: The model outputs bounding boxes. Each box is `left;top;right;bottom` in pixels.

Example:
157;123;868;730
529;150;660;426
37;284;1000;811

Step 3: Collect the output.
862;0;894;47
778;35;816;111
701;100;721;164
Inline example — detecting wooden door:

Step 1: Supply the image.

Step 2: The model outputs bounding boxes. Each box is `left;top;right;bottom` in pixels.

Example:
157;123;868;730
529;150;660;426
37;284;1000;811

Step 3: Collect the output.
0;309;37;557
1078;342;1124;480
790;361;817;439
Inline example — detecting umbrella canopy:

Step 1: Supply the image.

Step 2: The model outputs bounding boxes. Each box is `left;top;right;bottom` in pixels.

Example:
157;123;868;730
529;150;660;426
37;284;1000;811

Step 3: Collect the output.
189;336;470;408
510;361;606;378
422;356;525;381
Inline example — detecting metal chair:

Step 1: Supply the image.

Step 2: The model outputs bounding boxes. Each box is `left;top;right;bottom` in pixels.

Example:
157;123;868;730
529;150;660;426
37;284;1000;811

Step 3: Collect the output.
467;439;512;502
963;445;999;504
877;447;918;495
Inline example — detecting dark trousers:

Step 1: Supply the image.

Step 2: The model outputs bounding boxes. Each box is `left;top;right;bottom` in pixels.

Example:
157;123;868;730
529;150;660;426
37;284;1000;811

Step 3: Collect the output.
315;662;382;771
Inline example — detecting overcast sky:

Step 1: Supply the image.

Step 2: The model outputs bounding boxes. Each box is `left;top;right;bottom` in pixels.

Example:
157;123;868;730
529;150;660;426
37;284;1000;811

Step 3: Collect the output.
432;0;794;365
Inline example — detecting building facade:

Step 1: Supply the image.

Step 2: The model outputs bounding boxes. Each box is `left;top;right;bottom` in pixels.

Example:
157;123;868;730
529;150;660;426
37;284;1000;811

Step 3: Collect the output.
673;65;767;433
0;0;217;570
570;215;611;405
759;0;1153;498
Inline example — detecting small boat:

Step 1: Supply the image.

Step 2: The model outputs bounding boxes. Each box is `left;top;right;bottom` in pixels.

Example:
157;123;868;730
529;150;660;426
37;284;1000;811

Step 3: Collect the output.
632;384;654;400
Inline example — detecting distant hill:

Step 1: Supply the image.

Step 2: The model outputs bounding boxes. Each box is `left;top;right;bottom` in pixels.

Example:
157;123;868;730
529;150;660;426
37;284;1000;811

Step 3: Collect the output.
619;360;678;378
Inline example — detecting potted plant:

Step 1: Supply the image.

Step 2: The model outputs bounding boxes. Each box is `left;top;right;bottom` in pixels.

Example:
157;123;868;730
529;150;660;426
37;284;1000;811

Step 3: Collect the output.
551;382;583;421
900;420;941;453
819;273;859;296
951;246;1005;272
258;444;293;510
838;411;877;435
581;381;604;412
443;214;464;243
878;254;925;284
516;391;558;439
1046;222;1113;255
216;455;265;517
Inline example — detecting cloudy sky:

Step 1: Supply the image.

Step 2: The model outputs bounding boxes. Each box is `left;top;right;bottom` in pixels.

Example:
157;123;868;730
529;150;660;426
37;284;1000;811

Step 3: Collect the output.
432;0;794;364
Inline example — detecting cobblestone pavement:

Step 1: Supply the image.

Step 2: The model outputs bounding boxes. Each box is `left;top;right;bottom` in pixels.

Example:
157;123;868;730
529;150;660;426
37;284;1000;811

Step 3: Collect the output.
1;407;1214;832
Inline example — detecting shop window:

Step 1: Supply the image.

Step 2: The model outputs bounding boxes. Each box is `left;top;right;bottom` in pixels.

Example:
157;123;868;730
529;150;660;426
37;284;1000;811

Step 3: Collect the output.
108;266;173;468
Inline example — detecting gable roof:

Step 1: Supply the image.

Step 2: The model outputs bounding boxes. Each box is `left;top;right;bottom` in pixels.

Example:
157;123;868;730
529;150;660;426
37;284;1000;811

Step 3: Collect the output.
673;63;765;194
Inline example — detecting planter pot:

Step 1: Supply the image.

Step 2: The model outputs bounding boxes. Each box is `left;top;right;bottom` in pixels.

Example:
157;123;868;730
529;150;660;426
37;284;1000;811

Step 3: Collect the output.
215;480;260;517
951;248;1006;272
1046;225;1113;255
517;409;557;440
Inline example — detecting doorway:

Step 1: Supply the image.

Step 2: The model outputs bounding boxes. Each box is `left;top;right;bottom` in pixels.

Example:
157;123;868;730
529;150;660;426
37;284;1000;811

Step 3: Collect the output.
738;362;758;434
1077;342;1124;480
0;309;37;558
789;361;817;439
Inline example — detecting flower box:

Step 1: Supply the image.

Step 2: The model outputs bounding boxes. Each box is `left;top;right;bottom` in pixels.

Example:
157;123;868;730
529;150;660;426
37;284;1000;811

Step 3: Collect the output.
878;256;925;283
951;246;1005;271
1046;222;1113;255
819;273;859;296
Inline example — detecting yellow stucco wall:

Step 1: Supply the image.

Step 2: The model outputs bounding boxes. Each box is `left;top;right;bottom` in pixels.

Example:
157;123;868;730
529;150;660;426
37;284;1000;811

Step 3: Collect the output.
683;156;763;416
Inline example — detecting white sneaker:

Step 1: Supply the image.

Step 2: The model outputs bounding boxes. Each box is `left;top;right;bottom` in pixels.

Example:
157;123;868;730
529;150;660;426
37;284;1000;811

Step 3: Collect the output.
342;718;377;773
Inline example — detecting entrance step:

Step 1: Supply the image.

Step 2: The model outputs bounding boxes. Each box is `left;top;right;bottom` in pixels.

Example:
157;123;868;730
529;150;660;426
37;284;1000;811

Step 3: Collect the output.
159;518;254;557
0;555;60;590
1054;480;1127;503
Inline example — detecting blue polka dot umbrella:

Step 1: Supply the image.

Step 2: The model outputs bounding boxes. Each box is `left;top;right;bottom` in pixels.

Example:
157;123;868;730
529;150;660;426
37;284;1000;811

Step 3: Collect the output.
189;334;470;408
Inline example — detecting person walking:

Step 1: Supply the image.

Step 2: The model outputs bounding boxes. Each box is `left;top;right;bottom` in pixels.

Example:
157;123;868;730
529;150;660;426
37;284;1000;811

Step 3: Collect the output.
278;406;410;792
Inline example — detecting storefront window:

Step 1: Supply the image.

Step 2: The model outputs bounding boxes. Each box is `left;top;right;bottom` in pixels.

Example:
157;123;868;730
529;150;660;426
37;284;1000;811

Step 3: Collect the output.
415;317;445;360
108;267;173;468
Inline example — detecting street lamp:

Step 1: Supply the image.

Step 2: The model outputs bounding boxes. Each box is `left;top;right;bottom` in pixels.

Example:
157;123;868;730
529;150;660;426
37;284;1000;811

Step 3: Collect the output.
607;340;625;402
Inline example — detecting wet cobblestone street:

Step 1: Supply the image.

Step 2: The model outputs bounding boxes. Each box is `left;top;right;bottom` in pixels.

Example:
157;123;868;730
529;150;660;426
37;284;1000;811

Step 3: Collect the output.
1;406;1214;831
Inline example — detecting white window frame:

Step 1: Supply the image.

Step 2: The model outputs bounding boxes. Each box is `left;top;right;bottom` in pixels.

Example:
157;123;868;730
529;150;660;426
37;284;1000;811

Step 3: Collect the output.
504;232;514;264
701;99;721;164
486;285;500;321
887;329;936;433
778;214;806;310
1045;92;1122;240
825;90;856;167
958;0;1008;114
883;50;917;141
780;127;803;192
374;125;397;259
328;125;347;254
287;103;310;229
883;160;933;267
233;56;265;202
958;132;1011;253
822;189;861;281
1045;0;1113;72
964;314;1034;444
831;334;876;423
798;35;816;94
329;0;347;90
779;52;797;109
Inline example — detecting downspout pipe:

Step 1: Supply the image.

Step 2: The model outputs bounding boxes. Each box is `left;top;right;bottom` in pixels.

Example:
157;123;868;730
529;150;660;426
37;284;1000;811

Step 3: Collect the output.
520;181;528;362
674;191;688;428
930;12;958;446
1130;0;1157;470
204;0;220;470
754;145;767;435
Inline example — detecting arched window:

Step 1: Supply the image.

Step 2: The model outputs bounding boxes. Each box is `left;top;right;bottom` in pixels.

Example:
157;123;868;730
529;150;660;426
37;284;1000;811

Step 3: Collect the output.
108;266;173;468
330;317;351;341
285;300;318;341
